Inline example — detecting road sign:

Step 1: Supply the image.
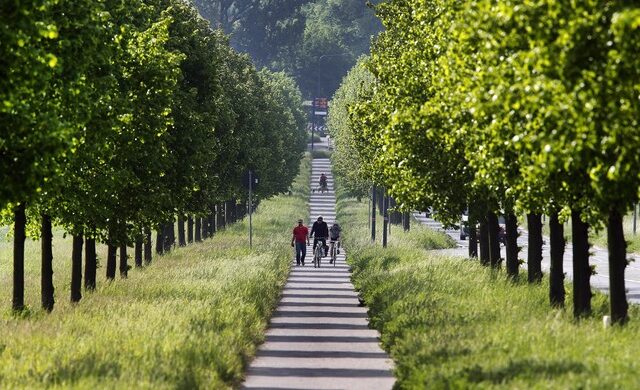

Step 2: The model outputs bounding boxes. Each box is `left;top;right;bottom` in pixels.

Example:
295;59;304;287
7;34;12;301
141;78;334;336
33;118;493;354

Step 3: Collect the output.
313;97;328;109
242;171;259;190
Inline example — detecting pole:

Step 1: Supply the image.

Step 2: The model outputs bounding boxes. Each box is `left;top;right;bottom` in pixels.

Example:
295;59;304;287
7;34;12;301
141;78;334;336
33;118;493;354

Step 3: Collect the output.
383;188;388;248
368;194;371;231
249;170;253;248
371;185;377;242
634;203;637;235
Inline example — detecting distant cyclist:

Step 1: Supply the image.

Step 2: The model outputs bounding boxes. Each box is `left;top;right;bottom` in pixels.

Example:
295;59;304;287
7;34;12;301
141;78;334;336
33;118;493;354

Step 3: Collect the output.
319;173;328;191
310;216;329;257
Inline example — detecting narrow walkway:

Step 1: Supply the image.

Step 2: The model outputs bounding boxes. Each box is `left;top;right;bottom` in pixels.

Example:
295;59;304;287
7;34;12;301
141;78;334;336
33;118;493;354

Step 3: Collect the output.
243;157;395;390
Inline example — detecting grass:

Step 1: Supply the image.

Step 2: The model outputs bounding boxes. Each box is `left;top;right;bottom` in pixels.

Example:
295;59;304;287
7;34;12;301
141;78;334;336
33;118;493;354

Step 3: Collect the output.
338;193;640;389
537;211;640;254
0;156;310;388
310;149;332;159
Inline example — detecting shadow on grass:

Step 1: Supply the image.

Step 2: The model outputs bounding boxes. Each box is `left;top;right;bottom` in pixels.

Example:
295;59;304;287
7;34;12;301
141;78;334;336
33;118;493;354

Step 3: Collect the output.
457;359;586;384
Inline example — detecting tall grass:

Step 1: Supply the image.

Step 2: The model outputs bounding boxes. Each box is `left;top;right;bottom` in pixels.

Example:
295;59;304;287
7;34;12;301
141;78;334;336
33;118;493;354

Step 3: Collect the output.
339;194;640;389
0;156;310;388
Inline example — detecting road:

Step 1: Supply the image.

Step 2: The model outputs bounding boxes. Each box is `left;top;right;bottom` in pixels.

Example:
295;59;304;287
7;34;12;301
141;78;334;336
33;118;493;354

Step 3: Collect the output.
413;212;640;304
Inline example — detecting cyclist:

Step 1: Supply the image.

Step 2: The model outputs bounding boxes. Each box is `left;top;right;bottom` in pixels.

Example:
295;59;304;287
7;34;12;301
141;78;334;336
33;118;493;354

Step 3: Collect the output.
310;215;329;257
319;173;328;192
291;219;310;266
329;223;341;263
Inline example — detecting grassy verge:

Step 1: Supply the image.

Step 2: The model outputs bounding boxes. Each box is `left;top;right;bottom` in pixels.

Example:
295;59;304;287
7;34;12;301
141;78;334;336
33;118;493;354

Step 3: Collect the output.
0;156;310;388
339;194;640;388
311;149;332;159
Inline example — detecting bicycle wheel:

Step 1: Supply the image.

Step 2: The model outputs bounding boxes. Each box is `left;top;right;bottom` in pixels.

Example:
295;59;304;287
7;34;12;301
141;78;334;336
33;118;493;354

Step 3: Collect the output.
331;244;337;266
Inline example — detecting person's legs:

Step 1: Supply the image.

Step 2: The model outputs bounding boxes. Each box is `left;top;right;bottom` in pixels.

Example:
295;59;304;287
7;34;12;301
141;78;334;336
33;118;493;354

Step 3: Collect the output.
300;243;306;265
321;238;328;256
295;243;301;265
296;242;306;265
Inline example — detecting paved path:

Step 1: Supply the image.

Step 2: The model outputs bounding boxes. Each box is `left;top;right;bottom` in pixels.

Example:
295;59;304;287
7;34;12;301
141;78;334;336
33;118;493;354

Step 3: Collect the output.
413;212;640;304
243;156;394;389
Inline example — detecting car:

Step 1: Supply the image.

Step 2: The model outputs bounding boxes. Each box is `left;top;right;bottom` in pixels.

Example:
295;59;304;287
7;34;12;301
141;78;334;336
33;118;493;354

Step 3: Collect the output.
459;210;469;240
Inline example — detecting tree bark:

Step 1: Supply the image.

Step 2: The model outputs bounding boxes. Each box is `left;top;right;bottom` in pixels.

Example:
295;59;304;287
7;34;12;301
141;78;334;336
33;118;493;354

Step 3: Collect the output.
505;213;519;278
201;216;208;240
144;227;152;264
571;210;592;318
106;241;117;280
164;222;174;251
209;214;215;238
156;228;164;255
178;216;186;246
479;217;489;266
487;211;500;268
187;216;194;243
195;218;202;242
13;203;26;311
607;208;628;324
469;224;478;258
41;214;55;311
84;236;97;291
403;212;410;231
527;213;543;283
549;211;565;307
119;243;128;278
135;236;143;267
70;235;83;303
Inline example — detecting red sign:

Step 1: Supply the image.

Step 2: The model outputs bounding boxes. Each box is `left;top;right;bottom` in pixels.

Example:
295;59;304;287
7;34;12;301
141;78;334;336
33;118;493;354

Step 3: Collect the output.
314;97;328;109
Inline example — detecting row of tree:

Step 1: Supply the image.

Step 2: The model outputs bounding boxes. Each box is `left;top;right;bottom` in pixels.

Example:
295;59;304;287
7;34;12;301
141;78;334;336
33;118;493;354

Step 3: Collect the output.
329;0;640;325
1;0;307;312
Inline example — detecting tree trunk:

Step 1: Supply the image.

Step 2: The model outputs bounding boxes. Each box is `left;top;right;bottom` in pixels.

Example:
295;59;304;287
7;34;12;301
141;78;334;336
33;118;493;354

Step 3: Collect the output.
371;185;377;242
144;227;152;264
469;224;478;258
549;211;565;307
70;235;83;303
156;228;164;255
209;214;215;238
106;240;117;280
135;236;143;267
487;211;500;268
479;217;489;266
84;236;97;291
195;218;202;242
119;243;128;278
607;208;628;324
527;213;543;283
571;210;592;318
505;213;519;278
41;214;55;311
201;217;208;240
164;222;175;252
13;203;26;311
403;212;410;231
187;216;194;243
177;217;185;246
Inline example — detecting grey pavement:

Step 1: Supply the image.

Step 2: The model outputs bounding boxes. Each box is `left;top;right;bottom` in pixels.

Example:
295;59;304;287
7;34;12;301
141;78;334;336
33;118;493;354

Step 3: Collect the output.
413;212;640;304
243;150;394;389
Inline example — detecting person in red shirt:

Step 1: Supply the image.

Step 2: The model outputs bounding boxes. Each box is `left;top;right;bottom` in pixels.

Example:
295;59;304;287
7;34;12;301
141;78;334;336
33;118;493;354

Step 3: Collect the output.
291;219;310;266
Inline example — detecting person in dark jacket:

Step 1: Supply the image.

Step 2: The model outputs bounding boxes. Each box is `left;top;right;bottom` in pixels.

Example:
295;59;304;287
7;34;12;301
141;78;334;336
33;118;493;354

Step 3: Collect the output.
310;216;329;257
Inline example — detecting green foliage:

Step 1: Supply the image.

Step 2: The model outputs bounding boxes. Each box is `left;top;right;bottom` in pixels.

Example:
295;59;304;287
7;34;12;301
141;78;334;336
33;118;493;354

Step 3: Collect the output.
327;58;374;198
339;193;640;388
0;156;310;387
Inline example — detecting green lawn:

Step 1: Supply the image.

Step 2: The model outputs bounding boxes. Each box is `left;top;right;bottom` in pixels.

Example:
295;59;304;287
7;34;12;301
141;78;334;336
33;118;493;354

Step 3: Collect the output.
0;157;310;388
339;194;640;389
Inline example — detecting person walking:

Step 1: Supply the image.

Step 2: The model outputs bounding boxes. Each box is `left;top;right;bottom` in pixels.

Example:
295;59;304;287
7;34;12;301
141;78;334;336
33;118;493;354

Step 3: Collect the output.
291;219;310;266
310;216;329;257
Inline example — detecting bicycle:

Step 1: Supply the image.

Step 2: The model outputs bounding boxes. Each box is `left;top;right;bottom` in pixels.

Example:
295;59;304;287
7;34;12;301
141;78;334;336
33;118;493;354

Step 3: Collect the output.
312;183;329;194
329;240;339;266
313;242;324;268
